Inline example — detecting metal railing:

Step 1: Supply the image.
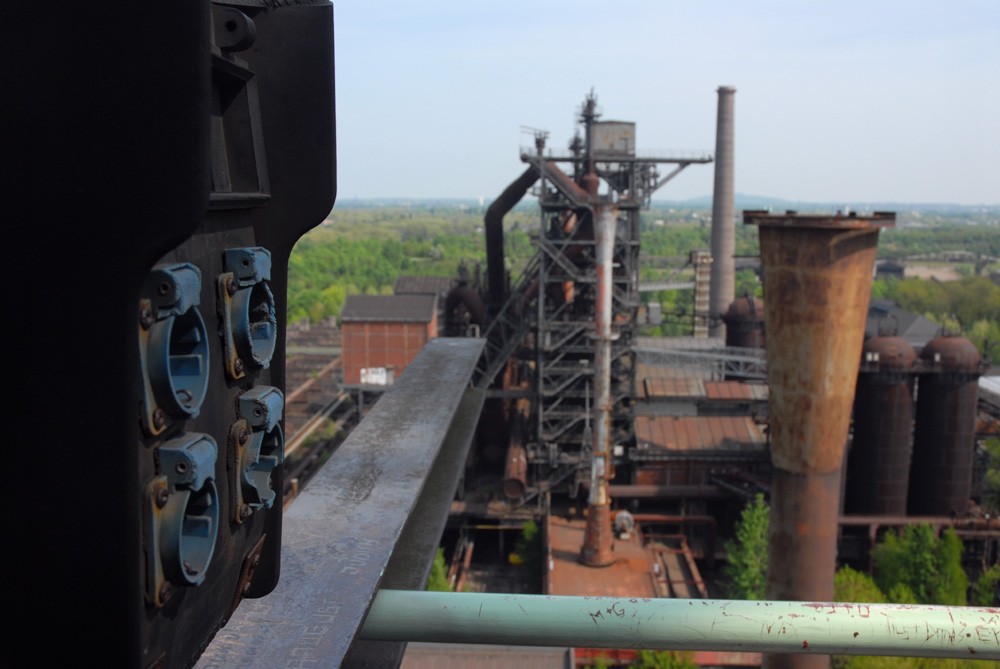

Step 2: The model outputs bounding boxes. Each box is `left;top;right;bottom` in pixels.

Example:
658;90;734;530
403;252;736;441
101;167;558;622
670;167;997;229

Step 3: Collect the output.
361;590;999;660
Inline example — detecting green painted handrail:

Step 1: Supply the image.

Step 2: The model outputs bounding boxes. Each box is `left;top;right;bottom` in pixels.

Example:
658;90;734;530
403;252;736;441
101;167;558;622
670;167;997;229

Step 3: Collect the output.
360;590;999;659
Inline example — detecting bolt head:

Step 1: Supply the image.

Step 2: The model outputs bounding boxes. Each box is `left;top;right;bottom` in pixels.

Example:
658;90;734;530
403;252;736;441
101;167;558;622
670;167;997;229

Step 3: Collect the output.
234;358;245;374
226;276;238;296
139;306;154;330
239;504;250;521
238;427;249;445
159;581;172;603
154;485;169;509
152;409;166;429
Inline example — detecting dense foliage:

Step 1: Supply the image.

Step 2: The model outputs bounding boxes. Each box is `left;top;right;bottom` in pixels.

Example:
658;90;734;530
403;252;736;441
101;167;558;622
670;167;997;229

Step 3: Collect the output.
632;650;697;669
872;276;1000;358
982;438;1000;514
722;493;770;600
286;203;999;336
877;225;1000;259
425;547;453;592
833;535;998;669
872;525;968;606
512;519;543;569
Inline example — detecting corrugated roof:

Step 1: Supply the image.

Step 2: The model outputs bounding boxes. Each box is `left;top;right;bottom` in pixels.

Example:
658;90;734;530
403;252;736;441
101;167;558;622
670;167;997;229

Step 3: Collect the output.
393;275;454;295
644;377;705;399
341;294;437;322
704;381;769;401
634;416;766;452
401;644;571;669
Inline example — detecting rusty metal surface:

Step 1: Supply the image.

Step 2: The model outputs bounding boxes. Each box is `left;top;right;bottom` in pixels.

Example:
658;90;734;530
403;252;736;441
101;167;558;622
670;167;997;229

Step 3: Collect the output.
846;336;916;515
504;443;528;499
747;213;890;474
401;643;573;669
643;377;707;399
634;416;767;451
607;484;729;499
744;210;896;230
747;211;891;669
767;469;842;603
723;295;766;348
705;380;769;400
549;517;658;597
909;335;983;516
196;338;484;668
582;205;617;567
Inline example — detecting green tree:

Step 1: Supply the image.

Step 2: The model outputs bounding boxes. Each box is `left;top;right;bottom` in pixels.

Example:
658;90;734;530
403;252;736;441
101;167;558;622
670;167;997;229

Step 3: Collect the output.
872;525;967;606
512;519;543;568
970;563;999;607
632;650;697;669
833;565;887;604
983;437;1000;514
425;547;453;592
722;493;770;600
832;564;997;669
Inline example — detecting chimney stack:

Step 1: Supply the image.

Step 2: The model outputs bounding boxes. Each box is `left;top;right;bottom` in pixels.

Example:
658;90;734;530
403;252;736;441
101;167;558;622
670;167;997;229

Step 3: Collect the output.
709;86;736;338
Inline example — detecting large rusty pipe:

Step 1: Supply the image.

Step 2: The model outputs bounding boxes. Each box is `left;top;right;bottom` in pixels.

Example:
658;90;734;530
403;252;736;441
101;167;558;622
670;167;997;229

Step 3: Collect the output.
745;211;895;669
485;167;539;308
607;484;728;499
709;87;736;337
581;204;617;567
503;443;527;499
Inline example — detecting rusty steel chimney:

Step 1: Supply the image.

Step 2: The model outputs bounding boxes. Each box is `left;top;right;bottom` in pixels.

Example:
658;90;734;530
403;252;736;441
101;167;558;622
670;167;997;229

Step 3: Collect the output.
744;210;895;669
709;86;736;338
581;203;617;568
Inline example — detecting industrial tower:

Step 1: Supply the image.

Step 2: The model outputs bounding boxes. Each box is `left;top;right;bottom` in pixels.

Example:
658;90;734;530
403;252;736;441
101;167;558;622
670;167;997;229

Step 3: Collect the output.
459;92;713;516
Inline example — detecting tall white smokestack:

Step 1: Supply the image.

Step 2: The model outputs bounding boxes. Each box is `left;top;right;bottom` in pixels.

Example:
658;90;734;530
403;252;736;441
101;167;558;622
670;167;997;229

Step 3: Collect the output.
709;86;736;338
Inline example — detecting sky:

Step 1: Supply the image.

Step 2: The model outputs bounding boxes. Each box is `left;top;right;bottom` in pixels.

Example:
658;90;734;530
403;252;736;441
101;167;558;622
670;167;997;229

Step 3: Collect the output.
332;1;999;205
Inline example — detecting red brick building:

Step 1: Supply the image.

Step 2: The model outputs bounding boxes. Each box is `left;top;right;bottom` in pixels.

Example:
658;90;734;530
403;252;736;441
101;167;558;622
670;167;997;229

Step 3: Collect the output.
341;294;438;386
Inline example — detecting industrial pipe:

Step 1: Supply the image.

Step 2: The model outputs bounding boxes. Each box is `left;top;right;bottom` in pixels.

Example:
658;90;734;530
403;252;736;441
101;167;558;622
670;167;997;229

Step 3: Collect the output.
745;210;895;669
445;283;485;330
360;590;999;659
607;484;728;499
581;204;617;567
485;167;539;307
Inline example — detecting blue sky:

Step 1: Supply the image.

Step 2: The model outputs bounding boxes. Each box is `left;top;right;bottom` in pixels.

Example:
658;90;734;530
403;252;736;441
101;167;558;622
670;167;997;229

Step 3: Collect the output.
332;1;999;204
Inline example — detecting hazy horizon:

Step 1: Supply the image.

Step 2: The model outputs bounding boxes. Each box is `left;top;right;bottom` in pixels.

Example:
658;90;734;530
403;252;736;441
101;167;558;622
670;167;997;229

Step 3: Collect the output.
333;1;999;206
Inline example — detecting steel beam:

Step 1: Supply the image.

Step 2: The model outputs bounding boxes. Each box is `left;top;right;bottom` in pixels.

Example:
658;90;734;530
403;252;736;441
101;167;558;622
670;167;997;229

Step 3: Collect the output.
197;338;485;668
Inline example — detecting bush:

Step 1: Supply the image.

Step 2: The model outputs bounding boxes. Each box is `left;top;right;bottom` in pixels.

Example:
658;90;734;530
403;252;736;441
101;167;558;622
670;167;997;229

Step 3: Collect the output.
425;547;453;592
872;525;967;606
512;519;543;568
632;650;696;669
722;493;770;600
970;563;1000;607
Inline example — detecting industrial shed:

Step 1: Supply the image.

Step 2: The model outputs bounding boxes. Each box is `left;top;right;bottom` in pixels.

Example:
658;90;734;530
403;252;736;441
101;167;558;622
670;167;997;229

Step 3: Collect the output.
341;294;438;386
